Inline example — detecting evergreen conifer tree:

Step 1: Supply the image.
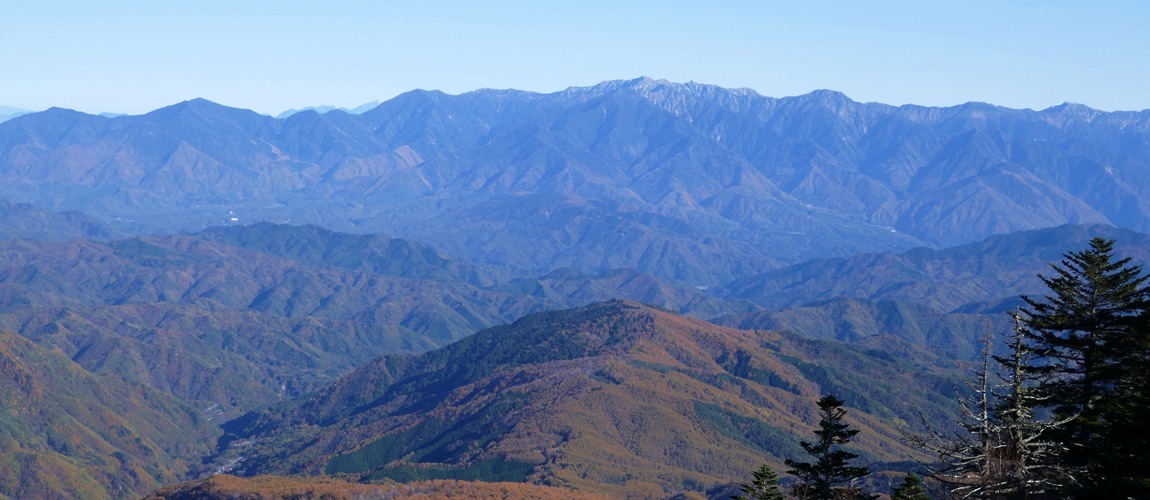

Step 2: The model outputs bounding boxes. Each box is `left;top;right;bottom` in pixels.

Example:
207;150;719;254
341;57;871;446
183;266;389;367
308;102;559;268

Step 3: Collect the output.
890;472;928;500
785;395;876;500
1019;237;1150;497
1090;311;1150;498
732;463;786;500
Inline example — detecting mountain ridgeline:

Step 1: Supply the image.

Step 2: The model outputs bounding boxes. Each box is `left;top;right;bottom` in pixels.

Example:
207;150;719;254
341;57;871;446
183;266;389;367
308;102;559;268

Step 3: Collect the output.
2;77;1149;500
3;78;1148;285
0;209;1147;498
0;221;748;421
222;300;959;498
717;223;1150;312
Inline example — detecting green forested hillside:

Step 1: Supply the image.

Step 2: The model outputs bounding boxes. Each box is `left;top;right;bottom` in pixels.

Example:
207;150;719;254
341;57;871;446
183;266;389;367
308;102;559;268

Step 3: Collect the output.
0;329;220;500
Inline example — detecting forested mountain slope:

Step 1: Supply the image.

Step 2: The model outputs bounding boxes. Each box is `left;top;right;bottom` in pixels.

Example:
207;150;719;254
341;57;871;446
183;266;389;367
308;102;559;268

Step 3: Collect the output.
223;301;958;498
3;78;1146;285
719;223;1150;312
0;199;125;241
0;224;744;419
0;329;220;500
711;296;1006;361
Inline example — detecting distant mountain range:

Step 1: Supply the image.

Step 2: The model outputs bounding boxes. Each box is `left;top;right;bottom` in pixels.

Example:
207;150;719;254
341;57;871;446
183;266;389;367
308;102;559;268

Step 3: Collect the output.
275;100;383;119
3;78;1147;286
0;105;33;123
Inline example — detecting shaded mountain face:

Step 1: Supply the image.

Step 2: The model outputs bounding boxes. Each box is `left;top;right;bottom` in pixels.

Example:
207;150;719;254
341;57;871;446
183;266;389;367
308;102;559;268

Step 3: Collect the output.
719;223;1150;313
224;301;958;498
711;296;1009;361
4;79;1147;285
0;223;744;419
0;199;125;241
0;329;220;500
193;222;523;288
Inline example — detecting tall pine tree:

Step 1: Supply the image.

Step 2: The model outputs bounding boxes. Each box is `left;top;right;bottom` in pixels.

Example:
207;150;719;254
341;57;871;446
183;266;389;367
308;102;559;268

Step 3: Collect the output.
1020;237;1149;498
1090;307;1150;498
785;395;876;500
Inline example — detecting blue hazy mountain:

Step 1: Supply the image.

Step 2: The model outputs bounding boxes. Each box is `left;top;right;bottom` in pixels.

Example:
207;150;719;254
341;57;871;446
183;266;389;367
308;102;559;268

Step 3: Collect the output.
0;105;33;123
1;78;1147;286
275;100;383;118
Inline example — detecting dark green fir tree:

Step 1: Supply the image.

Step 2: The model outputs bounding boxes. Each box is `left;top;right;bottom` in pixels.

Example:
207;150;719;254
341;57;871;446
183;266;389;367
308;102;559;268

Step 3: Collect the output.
785;395;877;500
890;472;928;500
1020;237;1150;498
732;463;786;500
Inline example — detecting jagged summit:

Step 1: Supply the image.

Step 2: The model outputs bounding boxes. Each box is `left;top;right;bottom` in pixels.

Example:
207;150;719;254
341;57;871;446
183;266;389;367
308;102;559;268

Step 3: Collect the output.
1041;101;1104;121
558;76;763;99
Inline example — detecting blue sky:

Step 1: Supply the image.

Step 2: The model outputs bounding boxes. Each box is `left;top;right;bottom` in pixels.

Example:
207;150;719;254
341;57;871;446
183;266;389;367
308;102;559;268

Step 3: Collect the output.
3;1;1148;115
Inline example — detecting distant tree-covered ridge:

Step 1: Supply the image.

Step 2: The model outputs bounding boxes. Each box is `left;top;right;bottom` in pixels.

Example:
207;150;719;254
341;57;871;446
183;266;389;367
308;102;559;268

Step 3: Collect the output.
220;300;960;498
0;223;744;420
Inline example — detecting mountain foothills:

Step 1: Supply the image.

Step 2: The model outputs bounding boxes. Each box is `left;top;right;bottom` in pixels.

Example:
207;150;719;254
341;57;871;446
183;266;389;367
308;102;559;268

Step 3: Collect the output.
0;211;1145;498
221;301;958;498
3;78;1149;285
0;222;745;421
0;215;1135;429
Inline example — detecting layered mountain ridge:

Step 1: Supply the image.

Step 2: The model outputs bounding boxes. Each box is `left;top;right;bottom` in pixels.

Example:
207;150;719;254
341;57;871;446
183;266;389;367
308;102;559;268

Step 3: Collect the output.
223;300;958;498
0;220;748;421
718;223;1150;312
4;78;1147;285
0;203;1144;497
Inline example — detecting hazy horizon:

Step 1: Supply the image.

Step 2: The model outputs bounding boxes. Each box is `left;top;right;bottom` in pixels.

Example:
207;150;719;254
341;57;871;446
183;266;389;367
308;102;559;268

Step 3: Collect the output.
9;76;1150;120
4;1;1149;115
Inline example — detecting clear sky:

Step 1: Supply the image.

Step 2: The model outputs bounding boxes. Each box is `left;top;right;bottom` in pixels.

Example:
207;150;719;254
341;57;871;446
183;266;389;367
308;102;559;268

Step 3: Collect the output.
3;1;1148;115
